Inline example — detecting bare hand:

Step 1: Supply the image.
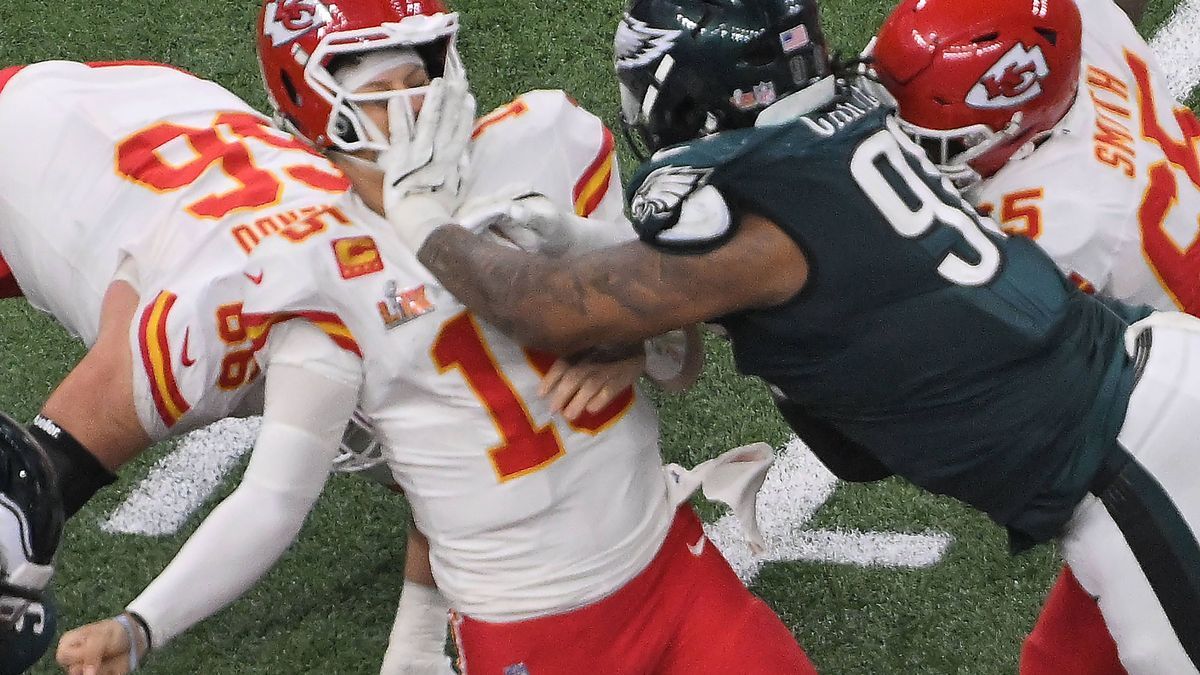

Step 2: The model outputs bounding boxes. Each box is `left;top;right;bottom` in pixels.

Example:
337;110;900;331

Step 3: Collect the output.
56;619;134;675
538;353;644;421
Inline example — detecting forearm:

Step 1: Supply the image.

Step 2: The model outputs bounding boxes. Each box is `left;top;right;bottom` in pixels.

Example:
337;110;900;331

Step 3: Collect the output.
418;225;726;352
129;324;361;646
418;225;610;351
379;522;451;674
404;521;436;587
126;445;329;646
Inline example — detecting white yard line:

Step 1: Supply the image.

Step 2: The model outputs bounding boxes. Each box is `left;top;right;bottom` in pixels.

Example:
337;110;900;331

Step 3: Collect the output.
1150;0;1200;99
101;418;260;536
704;437;952;581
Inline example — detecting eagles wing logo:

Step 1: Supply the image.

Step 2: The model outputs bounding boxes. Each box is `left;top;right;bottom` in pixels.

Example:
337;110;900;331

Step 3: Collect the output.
263;0;331;47
614;14;682;70
630;165;713;224
965;43;1050;109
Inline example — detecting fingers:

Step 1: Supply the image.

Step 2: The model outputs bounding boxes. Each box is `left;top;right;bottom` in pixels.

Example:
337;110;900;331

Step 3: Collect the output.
540;356;641;421
562;374;609;421
543;359;586;414
538;358;571;400
57;620;130;674
432;79;471;157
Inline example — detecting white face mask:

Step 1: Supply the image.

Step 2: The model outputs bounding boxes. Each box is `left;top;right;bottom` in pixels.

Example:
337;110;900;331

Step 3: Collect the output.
294;13;467;154
330;48;432;153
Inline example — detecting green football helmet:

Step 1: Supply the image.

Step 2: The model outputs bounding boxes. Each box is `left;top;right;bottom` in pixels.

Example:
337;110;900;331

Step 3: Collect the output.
614;0;831;156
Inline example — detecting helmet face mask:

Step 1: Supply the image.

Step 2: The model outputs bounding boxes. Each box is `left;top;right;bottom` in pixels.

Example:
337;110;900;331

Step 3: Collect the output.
257;0;467;154
613;0;832;155
871;0;1082;185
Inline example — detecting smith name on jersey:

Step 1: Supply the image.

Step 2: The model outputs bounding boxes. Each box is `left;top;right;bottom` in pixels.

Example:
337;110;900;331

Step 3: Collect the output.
968;0;1200;315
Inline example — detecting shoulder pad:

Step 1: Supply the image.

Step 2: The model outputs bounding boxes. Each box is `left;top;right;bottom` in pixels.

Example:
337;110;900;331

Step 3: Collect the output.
474;90;583;141
630;165;733;253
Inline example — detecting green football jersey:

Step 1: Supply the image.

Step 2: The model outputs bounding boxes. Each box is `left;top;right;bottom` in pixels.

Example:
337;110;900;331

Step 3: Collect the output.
627;87;1137;548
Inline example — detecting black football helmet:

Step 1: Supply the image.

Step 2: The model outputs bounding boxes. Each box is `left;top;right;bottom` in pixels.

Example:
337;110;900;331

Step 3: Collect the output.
0;412;62;637
0;590;57;675
614;0;831;155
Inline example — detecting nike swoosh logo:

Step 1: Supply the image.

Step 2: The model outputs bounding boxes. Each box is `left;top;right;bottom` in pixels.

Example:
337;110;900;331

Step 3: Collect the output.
687;534;706;557
244;270;264;285
181;328;196;367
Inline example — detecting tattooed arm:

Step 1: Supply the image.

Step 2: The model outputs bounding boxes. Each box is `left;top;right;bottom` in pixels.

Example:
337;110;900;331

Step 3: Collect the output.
417;213;809;354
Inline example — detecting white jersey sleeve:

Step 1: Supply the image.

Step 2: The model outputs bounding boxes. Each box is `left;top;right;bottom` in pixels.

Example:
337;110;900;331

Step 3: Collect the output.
966;0;1200;313
126;320;359;645
468;90;631;240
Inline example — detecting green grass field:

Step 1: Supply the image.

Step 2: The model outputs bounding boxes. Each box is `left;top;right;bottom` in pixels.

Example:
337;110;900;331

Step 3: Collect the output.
0;0;1190;672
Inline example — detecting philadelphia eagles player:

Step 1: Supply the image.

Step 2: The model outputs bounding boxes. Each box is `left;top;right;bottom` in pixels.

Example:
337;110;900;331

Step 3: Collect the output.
376;0;1200;672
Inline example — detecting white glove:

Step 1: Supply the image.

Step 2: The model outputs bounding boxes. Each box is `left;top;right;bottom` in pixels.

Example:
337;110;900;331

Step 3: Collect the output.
456;191;628;256
664;442;775;554
382;77;477;252
457;192;566;255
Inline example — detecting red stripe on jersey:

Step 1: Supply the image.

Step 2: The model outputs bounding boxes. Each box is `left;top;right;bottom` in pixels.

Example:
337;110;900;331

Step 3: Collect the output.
85;61;194;76
0;254;21;298
138;292;191;427
572;125;616;217
0;66;26;96
241;311;363;359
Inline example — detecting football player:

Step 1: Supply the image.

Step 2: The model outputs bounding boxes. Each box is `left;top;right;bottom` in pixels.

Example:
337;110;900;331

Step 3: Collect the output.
870;0;1187;671
0;56;474;672
50;2;815;674
386;0;1200;673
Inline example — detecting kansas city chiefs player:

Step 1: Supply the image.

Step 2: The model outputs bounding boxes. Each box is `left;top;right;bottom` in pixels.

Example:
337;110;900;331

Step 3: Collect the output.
873;0;1186;672
49;1;814;674
0;57;474;673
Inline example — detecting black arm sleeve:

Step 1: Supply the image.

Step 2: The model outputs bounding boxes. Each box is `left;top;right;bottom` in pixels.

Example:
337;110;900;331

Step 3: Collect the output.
769;391;894;482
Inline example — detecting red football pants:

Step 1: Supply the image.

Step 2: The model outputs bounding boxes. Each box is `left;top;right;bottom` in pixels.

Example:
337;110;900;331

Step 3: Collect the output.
1020;566;1126;675
452;506;817;674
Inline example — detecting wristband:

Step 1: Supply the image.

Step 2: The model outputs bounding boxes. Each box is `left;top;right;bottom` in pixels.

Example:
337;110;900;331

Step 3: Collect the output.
113;612;148;671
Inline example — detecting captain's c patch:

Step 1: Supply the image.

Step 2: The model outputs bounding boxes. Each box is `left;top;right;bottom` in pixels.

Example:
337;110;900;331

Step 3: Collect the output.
332;236;384;280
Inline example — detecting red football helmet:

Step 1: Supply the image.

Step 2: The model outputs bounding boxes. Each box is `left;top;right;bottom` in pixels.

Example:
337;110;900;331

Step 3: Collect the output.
870;0;1082;185
256;0;465;153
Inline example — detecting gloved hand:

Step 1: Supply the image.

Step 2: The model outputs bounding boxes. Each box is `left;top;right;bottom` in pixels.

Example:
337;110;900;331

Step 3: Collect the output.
382;77;477;252
456;191;629;256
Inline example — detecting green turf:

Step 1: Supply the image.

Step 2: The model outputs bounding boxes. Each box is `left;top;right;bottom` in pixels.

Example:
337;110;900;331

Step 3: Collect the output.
0;0;1187;673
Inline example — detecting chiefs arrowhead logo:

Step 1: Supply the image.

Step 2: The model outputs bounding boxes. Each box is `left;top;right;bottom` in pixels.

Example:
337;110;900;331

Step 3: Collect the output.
263;0;331;47
965;43;1050;109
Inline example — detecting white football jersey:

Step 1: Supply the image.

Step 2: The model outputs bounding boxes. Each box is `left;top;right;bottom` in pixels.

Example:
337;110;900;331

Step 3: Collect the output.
965;0;1200;312
0;61;366;438
356;91;673;622
0;63;673;621
244;91;671;621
